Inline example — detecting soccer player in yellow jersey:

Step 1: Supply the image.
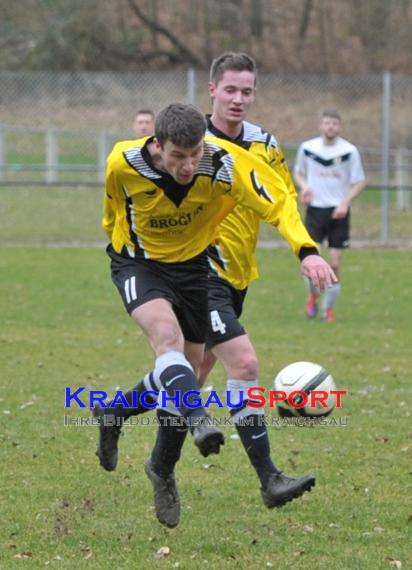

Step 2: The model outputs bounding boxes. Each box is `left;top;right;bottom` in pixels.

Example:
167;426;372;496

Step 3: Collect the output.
200;52;315;509
95;102;337;528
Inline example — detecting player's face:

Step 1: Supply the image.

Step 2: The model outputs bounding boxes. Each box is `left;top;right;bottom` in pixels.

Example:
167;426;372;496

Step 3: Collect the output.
209;70;256;125
133;113;154;138
320;116;341;141
159;140;204;184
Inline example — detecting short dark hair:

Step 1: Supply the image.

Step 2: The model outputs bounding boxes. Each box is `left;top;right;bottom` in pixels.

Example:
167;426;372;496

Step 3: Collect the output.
209;52;257;85
155;103;207;147
322;109;342;121
136;109;154;118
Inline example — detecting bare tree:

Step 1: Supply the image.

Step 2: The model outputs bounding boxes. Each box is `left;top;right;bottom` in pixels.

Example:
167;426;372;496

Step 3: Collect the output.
1;0;411;73
126;0;205;68
297;0;314;53
250;0;264;39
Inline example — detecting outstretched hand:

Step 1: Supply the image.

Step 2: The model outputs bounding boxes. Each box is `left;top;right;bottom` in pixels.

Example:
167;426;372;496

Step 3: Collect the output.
301;255;338;291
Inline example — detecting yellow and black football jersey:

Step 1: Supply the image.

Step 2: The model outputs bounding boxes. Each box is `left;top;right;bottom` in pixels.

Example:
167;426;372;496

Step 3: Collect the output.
103;135;316;264
206;118;298;289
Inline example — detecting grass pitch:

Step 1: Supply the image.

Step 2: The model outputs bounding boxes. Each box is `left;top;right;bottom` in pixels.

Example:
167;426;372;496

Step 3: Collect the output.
0;246;410;569
1;184;412;246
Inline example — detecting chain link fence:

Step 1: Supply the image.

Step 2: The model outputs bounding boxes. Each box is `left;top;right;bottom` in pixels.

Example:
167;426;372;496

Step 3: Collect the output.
0;70;411;244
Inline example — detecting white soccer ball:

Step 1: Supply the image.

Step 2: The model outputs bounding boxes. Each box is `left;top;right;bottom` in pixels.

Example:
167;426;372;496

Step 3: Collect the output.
273;361;336;418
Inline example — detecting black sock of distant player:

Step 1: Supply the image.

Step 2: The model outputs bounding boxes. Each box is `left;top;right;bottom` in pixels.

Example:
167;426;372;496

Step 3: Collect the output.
109;374;158;419
159;364;207;420
235;416;279;487
151;410;188;478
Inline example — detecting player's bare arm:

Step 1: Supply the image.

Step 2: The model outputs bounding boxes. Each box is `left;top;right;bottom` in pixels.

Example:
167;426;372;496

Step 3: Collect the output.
294;171;312;205
332;180;367;219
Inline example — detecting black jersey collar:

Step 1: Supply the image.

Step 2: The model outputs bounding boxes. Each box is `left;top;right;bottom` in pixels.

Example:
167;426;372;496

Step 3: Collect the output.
206;115;245;147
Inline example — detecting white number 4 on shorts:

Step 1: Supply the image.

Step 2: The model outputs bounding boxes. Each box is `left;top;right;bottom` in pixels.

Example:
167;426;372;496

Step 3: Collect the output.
210;310;227;335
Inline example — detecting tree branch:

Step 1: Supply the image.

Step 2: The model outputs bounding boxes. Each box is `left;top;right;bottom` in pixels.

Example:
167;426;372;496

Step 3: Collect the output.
126;0;205;68
89;36;182;68
297;0;314;52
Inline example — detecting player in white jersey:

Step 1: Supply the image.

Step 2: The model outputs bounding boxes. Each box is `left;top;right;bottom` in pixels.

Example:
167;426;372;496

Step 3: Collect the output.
294;110;366;321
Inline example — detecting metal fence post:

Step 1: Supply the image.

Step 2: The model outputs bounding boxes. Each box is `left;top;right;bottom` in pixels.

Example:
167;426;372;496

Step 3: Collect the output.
0;125;5;180
396;148;410;210
46;128;59;184
98;130;111;184
186;68;196;105
381;71;391;243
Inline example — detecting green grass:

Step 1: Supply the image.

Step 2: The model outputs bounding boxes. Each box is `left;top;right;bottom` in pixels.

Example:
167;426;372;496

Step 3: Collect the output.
0;186;103;242
6;132;100;166
4;134;102;185
0;246;411;569
1;185;412;245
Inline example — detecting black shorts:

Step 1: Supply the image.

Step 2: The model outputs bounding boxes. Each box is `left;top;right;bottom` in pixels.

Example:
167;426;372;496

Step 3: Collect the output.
107;244;209;343
205;274;248;350
305;206;350;249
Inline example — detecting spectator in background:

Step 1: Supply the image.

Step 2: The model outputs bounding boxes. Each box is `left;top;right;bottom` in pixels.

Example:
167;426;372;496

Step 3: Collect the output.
132;109;155;138
294;110;366;322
